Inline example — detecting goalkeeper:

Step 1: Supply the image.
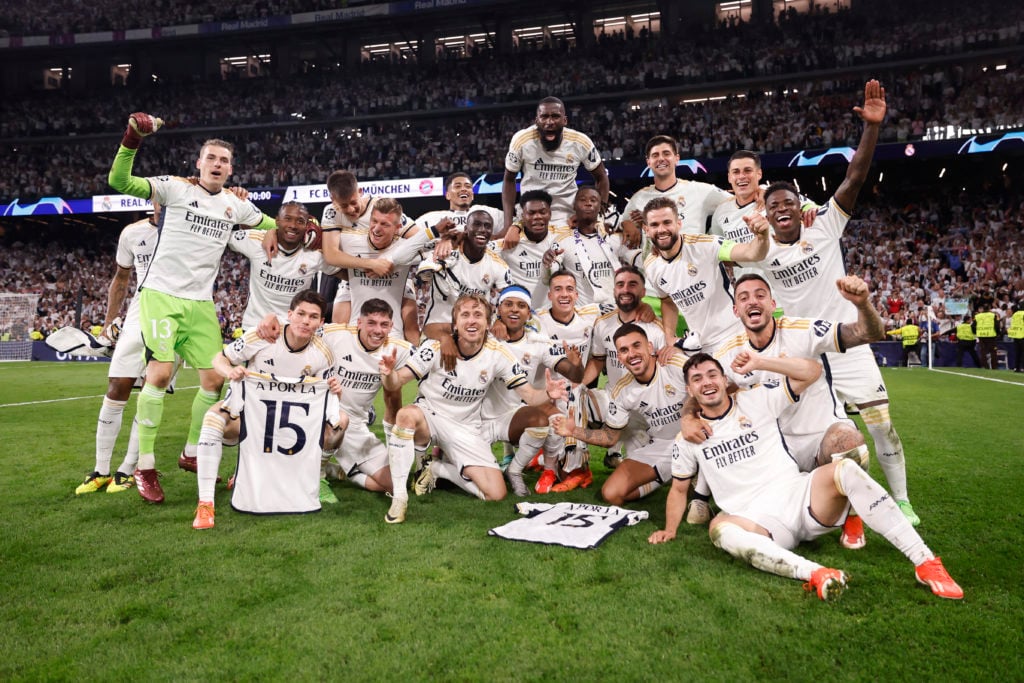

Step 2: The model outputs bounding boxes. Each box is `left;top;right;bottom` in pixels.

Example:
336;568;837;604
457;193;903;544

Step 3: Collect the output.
107;113;277;504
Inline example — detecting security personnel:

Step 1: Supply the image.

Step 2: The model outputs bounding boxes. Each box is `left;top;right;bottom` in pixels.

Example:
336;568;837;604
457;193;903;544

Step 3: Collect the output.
1009;306;1024;372
975;309;999;369
955;315;981;368
898;320;920;367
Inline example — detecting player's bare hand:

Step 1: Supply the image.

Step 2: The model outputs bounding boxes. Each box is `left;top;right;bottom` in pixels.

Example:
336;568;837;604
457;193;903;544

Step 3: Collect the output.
622;220;642;249
836;275;869;305
262;228;279;259
657;343;680;366
731;349;762;375
433;237;455;262
648;529;677;544
439;333;458;372
434;217;457;237
629;209;645;228
742;212;770;237
854;79;886;125
378;347;398;376
364;258;394;278
502;223;522;250
228;366;248;381
551;406;575;438
256;314;281;342
544;368;567;402
327;376;343;397
635;301;657;324
541;247;560;268
801;206;817;227
227;185;249;202
681;413;712;444
563;341;581;368
490;318;509;341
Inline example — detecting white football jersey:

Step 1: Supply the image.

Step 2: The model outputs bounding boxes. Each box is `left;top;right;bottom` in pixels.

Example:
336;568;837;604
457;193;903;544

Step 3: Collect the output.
488;502;649;550
644;235;744;351
624;180;732;236
320;324;412;424
493;231;556;311
480;332;567;420
591;312;666;388
228;230;339;328
550;227;624;306
416;205;504;236
422;249;513;327
534;303;608;363
142;176;265;300
671;383;801;514
714;318;847;461
755;197;855;323
606;353;688;442
223;328;334;379
231;375;329;515
403;337;527;426
505;126;602;223
115;217;158;286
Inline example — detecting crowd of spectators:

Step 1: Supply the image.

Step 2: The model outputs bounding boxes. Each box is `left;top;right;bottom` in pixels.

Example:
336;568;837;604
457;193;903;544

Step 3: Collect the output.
1;187;1020;343
3;60;1022;201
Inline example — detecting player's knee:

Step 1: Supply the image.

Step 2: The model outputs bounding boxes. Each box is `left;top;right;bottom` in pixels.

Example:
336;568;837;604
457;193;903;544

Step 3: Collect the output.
106;377;135;401
600;482;625;506
394;405;420;429
816;424;866;468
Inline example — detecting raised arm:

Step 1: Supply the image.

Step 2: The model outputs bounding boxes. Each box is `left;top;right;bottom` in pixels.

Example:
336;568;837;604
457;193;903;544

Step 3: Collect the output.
835;275;886;348
731;350;822;397
107;113;162;198
834;80;886;214
727;213;770;264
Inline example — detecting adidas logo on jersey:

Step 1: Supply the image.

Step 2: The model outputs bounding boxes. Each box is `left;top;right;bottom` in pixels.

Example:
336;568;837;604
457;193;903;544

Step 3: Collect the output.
264;358;274;366
639;401;649;409
770;259;781;267
342;355;353;362
189;201;199;208
659;278;668;287
876;384;885;393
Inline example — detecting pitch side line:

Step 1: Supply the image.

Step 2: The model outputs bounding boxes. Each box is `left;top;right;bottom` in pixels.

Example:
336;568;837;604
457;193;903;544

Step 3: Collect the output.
928;369;1024;386
0;385;201;408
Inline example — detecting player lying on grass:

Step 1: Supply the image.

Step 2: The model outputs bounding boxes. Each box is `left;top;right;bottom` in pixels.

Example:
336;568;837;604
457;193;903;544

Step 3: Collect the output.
648;352;963;601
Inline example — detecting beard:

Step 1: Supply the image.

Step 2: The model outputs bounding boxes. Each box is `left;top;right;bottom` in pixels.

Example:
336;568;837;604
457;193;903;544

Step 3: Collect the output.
539;130;563;151
616;294;639;312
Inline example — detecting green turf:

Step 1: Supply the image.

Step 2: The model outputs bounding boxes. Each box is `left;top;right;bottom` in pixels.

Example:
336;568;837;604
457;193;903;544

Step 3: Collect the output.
0;362;1021;680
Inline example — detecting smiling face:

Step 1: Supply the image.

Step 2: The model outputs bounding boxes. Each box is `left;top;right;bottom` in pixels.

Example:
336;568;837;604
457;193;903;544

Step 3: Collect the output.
331;190;363;222
644;206;681;254
464;211;493;252
727;157;763;204
765;188;803;243
614;270;645;314
646;142;679;181
453;297;490;344
357;311;393;350
196;144;233;192
498;297;531;337
547;273;578;318
446;175;474;211
276;204;310;251
685;359;729;412
733;277;776;335
614;330;655;380
368;208;402;250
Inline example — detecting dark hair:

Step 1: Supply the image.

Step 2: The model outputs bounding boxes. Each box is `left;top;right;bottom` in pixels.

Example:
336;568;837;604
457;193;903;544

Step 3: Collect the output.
614;264;645;285
359;298;394;318
446;172;471;189
645;135;679;157
327;170;358;200
643;196;678;220
290;290;327;317
549;268;577;285
734;273;771;291
683;352;724;382
728;150;761;168
612;322;648;345
277;201;308;217
538;96;565;111
763;181;800;204
520;189;552;208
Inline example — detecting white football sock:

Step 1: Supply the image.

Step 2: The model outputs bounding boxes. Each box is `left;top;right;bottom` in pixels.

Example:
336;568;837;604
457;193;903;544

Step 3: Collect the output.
197;412;226;502
835;459;932;565
712;522;821;581
860;404;909;501
388;426;415;501
511;427;548;475
95;397;127;474
116;416;141;475
432;461;485;500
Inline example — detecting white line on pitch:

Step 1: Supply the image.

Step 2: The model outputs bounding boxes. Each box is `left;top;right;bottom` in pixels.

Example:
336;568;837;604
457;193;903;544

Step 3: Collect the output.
0;385;201;408
928;369;1024;386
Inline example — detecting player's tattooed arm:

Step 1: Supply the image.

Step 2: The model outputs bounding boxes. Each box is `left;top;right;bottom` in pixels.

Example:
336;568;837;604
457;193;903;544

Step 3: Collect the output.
551;406;620;447
836;275;886;347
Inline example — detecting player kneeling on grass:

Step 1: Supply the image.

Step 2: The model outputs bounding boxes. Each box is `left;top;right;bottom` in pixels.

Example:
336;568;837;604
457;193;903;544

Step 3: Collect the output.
648;352;962;600
552;324;687;506
483;285;584;497
379;293;567;524
192;291;343;530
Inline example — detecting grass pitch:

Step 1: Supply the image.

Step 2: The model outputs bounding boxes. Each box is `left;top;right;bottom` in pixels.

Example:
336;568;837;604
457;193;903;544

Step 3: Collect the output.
0;362;1021;681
